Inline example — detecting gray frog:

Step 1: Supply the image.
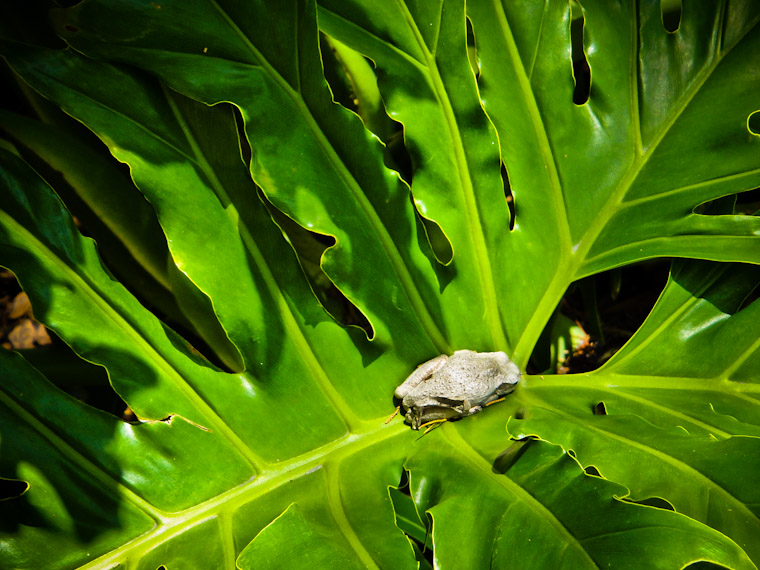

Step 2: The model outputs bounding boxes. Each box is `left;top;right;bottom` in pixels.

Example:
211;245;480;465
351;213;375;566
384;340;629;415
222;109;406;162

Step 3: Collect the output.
394;349;521;430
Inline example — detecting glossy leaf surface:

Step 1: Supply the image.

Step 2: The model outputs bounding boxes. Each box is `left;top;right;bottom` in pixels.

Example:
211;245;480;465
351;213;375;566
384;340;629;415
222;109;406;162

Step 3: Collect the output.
1;0;759;568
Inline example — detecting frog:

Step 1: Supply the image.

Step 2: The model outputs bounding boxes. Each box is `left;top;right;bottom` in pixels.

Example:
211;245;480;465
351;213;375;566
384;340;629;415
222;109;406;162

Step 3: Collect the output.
393;349;521;430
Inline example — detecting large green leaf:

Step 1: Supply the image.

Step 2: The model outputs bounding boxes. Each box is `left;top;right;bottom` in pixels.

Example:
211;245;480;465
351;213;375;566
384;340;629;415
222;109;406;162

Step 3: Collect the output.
2;0;760;568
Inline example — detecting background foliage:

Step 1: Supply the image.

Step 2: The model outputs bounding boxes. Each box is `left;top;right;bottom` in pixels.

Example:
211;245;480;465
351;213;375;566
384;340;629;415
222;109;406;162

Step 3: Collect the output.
1;0;760;568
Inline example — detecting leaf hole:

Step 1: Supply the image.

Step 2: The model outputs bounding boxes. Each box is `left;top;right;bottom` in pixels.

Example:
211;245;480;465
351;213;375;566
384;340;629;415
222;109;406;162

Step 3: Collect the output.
502;162;516;231
593;401;607;415
261;194;374;338
694;187;760;216
584;465;602;477
570;0;591;105
621;496;675;511
528;259;671;374
466;16;480;79
660;0;682;34
748;110;760;136
384;125;414;185
0;478;28;500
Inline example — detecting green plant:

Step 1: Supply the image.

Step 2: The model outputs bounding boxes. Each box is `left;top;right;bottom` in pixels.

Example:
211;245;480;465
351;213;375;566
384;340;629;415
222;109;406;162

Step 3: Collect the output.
2;0;760;568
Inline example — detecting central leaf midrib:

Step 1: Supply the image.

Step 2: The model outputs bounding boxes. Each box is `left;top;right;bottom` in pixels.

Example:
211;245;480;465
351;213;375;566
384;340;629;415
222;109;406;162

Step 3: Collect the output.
77;420;411;569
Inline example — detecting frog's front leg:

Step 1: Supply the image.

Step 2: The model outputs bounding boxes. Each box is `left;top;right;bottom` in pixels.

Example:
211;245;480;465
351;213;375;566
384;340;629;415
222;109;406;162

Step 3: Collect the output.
436;397;475;417
461;399;484;417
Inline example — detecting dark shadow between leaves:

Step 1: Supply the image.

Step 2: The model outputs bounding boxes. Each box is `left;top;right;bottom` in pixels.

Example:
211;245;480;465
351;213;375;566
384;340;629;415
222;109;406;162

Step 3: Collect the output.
390;468;434;569
528;259;671;374
687;563;737;570
466;16;479;79
0;478;28;501
660;0;682;34
260;192;374;339
502;162;515;231
748;111;760;136
570;0;590;106
689;195;760;312
491;439;533;475
0;483;47;535
583;465;602;477
620;495;675;511
695;187;760;218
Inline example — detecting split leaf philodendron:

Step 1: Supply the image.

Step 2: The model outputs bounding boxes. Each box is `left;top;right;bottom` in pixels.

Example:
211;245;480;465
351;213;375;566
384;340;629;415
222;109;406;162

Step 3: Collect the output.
1;1;759;568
